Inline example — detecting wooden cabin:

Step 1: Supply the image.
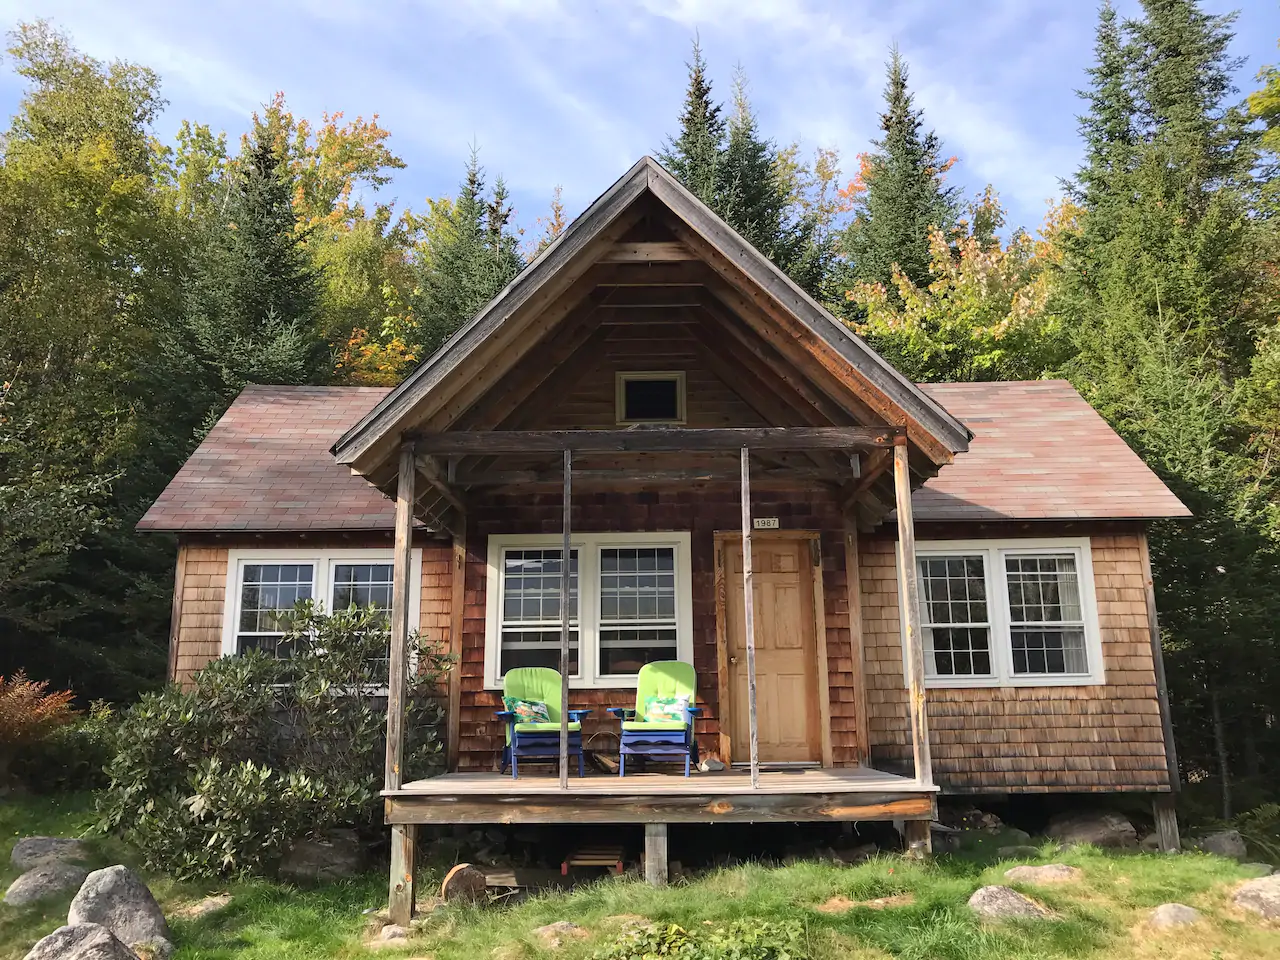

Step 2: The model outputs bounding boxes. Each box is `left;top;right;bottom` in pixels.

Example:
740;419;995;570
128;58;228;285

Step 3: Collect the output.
140;157;1190;920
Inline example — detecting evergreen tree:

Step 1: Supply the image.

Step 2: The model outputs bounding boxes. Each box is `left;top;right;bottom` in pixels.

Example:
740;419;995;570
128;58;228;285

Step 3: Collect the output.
840;47;960;296
1063;0;1280;814
181;129;329;401
408;151;524;357
659;36;724;206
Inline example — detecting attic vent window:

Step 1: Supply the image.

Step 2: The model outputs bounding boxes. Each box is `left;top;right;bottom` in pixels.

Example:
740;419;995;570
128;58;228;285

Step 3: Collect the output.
617;372;686;425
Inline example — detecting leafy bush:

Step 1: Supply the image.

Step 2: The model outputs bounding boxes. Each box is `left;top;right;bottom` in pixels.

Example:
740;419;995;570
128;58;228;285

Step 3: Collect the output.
1227;803;1280;863
593;920;807;960
0;671;77;786
12;699;118;792
97;603;450;878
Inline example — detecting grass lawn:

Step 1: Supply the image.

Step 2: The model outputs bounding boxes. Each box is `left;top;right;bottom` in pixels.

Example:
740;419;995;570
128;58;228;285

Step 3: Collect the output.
3;793;1278;960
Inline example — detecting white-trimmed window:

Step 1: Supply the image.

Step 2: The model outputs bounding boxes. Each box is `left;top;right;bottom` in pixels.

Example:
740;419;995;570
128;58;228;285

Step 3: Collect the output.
221;548;422;659
901;538;1104;688
484;533;693;689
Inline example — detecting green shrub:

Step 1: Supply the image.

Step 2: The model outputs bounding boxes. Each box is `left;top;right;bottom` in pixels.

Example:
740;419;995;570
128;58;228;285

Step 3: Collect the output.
12;699;118;792
97;603;449;879
593;920;807;960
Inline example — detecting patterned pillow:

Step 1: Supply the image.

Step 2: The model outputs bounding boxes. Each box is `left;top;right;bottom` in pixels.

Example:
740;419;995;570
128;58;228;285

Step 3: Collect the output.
503;696;551;724
644;695;690;723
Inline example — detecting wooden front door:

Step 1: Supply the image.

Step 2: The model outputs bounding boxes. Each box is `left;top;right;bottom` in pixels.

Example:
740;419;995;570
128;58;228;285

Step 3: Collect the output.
723;536;821;763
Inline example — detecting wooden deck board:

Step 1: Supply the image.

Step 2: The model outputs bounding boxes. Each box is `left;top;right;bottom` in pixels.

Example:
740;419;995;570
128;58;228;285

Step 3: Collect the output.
391;765;929;797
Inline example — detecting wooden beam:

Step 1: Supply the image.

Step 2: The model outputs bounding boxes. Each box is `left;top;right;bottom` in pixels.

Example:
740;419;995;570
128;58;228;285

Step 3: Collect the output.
1139;533;1181;792
893;442;933;789
843;518;872;766
602;241;696;262
384;791;936;824
644;823;669;885
167;543;187;684
385;441;416;793
446;520;467;770
588;262;709;286
1153;793;1180;853
741;447;761;790
416;455;466;516
559;448;572;790
903;818;932;858
455;464;844;487
843;449;894;516
386;442;416;924
413;426;903;456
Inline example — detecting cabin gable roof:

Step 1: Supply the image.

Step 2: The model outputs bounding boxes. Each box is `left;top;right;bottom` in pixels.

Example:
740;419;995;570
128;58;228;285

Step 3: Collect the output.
330;156;971;484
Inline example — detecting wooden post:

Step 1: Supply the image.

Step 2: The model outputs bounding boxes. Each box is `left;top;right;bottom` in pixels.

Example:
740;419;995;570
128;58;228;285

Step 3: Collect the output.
559;448;572;791
386;442;416;924
740;446;760;789
893;441;933;792
842;518;871;765
167;544;187;684
644;823;669;886
1153;793;1181;853
903;819;931;859
389;823;416;924
446;518;466;770
1139;533;1180;792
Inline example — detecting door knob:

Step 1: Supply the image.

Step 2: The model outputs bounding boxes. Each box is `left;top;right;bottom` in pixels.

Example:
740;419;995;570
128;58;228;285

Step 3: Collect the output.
730;656;738;664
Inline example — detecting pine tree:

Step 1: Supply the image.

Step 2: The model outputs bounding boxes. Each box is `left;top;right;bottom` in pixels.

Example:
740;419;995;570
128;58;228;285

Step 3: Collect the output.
181;130;329;400
841;47;960;296
659;37;725;206
409;151;523;357
1071;1;1137;210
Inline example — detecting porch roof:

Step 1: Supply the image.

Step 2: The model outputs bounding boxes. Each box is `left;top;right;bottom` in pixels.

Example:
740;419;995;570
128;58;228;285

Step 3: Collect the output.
137;380;1189;533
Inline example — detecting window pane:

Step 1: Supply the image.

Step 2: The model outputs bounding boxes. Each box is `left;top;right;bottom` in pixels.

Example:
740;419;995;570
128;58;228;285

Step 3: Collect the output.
332;563;394;613
924;626;992;678
623;378;679;421
502;550;578;623
918;555;987;626
598;627;678;676
599;547;677;624
238;564;313;651
1011;627;1088;675
500;630;579;675
1005;555;1082;623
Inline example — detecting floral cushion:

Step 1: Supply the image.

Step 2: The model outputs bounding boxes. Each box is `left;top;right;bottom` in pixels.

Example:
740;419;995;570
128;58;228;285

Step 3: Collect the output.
502;696;551;724
643;695;690;723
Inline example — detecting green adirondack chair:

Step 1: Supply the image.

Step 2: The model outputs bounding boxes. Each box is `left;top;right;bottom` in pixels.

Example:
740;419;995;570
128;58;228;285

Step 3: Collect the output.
608;660;701;776
494;666;590;778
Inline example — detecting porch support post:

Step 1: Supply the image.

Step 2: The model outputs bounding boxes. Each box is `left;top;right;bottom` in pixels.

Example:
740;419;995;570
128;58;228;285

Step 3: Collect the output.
893;440;934;796
386;441;416;924
1153;793;1181;853
559;448;572;791
644;823;669;886
740;446;760;789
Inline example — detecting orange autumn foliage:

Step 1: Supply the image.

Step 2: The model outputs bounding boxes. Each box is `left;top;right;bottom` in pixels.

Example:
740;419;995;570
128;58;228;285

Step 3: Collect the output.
334;328;415;386
0;671;77;748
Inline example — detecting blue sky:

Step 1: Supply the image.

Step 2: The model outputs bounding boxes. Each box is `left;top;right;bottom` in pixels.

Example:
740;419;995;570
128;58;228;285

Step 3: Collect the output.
2;0;1278;237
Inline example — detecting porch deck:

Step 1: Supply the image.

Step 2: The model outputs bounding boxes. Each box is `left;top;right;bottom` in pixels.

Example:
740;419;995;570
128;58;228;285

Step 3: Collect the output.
384;766;937;825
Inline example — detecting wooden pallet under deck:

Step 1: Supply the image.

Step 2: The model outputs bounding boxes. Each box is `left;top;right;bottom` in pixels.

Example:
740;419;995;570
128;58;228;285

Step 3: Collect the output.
384;766;937;825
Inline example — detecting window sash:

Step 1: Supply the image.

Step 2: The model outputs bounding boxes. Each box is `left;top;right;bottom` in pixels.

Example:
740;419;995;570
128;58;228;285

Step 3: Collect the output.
905;539;1102;688
498;548;580;677
916;554;994;680
235;563;315;655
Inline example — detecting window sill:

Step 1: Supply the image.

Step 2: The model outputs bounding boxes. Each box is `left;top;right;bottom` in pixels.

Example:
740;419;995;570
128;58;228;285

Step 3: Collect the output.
925;673;1105;690
485;678;643;692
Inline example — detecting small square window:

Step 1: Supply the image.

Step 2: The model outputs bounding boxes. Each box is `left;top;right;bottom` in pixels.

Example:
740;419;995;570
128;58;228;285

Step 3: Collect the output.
617;372;685;424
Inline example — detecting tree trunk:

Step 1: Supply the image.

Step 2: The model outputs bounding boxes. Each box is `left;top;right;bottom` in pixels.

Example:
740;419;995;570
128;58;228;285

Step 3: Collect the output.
1209;681;1232;820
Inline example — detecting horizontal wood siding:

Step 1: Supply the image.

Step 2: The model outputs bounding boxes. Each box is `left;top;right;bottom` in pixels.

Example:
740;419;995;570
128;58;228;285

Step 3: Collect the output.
171;535;454;686
458;488;859;770
860;531;1171;792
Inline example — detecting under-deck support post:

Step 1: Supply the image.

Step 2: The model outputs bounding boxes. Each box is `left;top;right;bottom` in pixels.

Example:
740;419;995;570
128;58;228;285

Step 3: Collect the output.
903;819;930;859
893;440;932;854
559;448;572;791
386;441;416;924
740;447;760;789
1153;793;1181;853
644;823;669;886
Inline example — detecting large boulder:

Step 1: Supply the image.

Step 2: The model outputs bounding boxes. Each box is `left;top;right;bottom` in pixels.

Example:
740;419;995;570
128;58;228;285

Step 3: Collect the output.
68;866;170;951
4;860;89;906
23;923;139;960
968;885;1051;920
10;836;89;870
1004;864;1083;884
278;830;365;882
1193;830;1248;860
1046;811;1137;848
1234;874;1280;919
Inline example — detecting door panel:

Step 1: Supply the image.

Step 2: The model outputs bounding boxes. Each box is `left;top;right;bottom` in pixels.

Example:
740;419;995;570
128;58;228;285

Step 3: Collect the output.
724;537;820;763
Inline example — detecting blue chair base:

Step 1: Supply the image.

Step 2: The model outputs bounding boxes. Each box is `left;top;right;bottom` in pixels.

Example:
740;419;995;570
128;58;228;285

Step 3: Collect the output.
501;734;585;779
619;732;698;777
